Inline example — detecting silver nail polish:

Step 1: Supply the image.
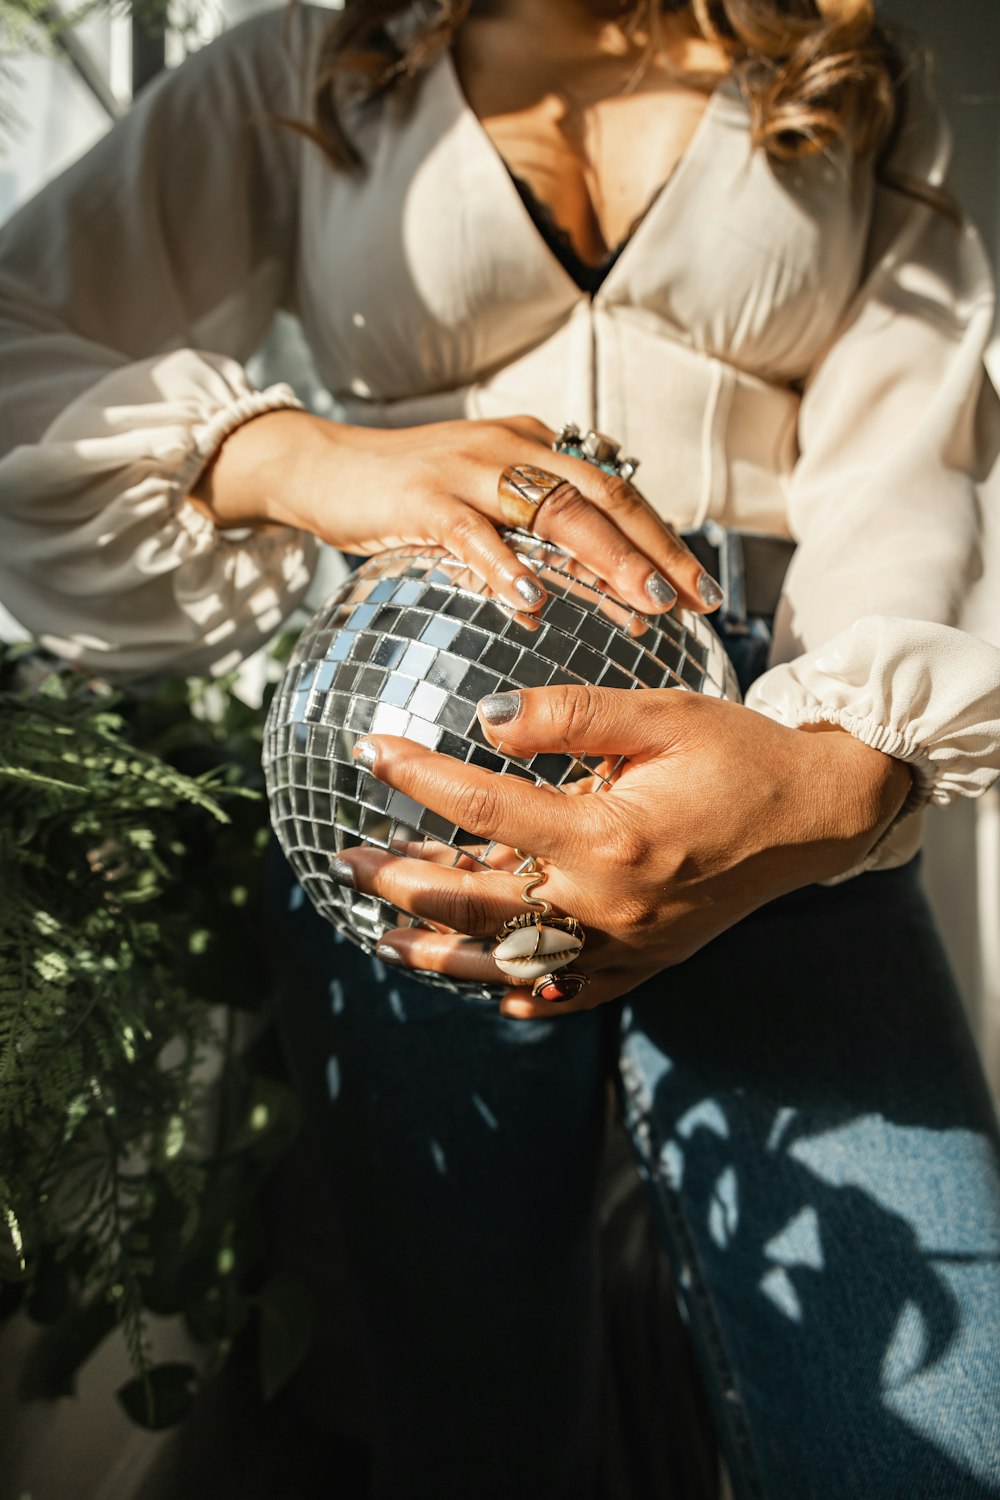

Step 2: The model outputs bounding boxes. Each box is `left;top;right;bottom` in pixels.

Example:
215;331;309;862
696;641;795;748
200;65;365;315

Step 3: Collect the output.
479;692;521;726
698;573;725;609
354;737;377;772
514;575;545;606
330;858;355;888
645;572;678;608
375;942;403;966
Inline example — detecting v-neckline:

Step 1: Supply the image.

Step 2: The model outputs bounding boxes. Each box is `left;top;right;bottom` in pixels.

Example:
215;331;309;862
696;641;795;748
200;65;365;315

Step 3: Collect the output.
441;46;736;302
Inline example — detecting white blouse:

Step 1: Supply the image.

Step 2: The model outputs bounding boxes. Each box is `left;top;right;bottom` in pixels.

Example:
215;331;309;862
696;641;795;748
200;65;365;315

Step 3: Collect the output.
0;3;998;876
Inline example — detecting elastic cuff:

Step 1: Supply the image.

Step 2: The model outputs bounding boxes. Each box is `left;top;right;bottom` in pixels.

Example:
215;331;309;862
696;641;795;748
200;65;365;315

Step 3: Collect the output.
773;705;929;882
176;381;306;500
783;703;935;814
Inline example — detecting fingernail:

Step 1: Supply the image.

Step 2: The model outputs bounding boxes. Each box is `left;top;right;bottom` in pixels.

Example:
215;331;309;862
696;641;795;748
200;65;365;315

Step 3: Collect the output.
330;858;355;887
698;573;725;609
645;571;678;609
354;737;377;772
375;941;404;966
514;575;545;607
479;692;521;726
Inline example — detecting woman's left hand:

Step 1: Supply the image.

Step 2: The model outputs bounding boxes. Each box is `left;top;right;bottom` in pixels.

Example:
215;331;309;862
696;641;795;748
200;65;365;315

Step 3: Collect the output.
337;686;913;1018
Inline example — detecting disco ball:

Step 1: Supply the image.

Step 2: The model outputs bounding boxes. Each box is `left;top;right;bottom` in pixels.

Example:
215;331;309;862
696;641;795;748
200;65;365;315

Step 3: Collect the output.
263;529;740;1000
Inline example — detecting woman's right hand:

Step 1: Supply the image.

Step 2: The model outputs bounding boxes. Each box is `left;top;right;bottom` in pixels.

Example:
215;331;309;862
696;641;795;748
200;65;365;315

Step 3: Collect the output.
189;407;723;617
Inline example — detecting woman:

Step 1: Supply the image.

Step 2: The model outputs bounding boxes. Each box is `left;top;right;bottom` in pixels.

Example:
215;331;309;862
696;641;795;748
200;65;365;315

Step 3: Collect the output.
1;1;999;1495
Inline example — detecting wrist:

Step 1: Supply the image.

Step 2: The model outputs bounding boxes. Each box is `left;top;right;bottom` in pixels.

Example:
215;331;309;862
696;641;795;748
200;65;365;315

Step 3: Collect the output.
189;408;338;530
800;720;914;856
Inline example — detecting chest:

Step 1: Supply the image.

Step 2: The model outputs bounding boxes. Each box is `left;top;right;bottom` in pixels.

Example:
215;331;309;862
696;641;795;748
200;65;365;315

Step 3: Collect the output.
294;52;874;402
451;23;730;263
472;86;718;264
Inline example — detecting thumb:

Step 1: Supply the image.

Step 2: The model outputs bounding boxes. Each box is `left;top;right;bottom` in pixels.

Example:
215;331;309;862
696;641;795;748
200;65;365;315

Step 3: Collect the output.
476;685;692;758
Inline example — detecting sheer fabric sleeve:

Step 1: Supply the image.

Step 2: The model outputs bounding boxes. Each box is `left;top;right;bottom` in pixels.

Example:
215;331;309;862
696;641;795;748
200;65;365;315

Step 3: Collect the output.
0;6;322;677
745;68;1000;877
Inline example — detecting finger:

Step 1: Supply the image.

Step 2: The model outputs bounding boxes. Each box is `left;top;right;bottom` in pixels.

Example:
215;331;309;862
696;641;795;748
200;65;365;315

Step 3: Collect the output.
538;465;724;614
528;481;684;616
437;497;548;613
449;423;716;617
498;973;616;1019
444;415;722;615
383;839;528;872
333;846;528;937
352;736;588;861
389;838;501;871
373;926;507;984
526;476;717;616
373;930;618;1014
476;684;700;760
480;460;688;618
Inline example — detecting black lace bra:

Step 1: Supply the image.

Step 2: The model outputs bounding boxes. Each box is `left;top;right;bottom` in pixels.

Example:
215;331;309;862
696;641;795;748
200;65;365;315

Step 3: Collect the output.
506;171;629;296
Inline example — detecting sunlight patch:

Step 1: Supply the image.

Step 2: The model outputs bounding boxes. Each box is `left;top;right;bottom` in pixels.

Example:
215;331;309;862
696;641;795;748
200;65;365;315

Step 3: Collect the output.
621;1033;673;1113
326;1055;342;1102
881;1299;929;1388
677;1099;729;1141
759;1266;803;1323
658;1139;684;1190
471;1093;499;1130
765;1206;824;1271
788;1117;1000;1254
708;1165;739;1249
880;1266;1000;1490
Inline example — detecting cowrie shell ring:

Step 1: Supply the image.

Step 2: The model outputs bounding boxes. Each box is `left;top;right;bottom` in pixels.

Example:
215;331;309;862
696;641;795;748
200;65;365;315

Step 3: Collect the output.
491;852;588;1002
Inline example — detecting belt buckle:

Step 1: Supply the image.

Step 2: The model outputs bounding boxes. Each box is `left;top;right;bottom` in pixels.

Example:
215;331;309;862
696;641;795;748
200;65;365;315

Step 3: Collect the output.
701;521;749;634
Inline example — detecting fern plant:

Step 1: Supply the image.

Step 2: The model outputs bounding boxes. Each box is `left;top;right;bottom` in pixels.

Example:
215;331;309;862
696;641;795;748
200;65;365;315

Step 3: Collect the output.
0;643;312;1429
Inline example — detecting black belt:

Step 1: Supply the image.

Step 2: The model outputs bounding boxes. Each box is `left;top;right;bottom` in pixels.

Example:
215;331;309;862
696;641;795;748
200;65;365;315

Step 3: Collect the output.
680;523;796;622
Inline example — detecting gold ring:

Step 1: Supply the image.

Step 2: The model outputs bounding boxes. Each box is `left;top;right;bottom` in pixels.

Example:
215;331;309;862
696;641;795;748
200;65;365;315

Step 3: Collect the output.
497;464;565;531
491;852;586;1000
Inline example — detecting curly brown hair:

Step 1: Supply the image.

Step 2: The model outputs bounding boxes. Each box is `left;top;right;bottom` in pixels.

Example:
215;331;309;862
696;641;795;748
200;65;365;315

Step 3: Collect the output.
284;0;906;171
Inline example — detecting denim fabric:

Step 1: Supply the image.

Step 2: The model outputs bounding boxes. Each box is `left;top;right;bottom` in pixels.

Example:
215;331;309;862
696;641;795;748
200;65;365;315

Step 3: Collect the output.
264;610;1000;1499
266;856;1000;1500
714;614;775;699
266;871;608;1498
617;864;1000;1499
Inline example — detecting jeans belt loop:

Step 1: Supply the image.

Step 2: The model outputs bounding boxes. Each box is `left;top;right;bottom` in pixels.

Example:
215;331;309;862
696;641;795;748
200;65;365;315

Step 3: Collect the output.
701;520;749;633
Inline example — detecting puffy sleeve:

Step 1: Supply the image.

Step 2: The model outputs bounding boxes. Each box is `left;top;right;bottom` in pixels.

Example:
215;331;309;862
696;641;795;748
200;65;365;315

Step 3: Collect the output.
745;67;1000;877
0;5;323;678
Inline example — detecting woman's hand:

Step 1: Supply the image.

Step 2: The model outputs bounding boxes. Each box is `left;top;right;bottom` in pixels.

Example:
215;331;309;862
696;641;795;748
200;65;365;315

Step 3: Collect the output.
189;408;722;617
333;686;913;1018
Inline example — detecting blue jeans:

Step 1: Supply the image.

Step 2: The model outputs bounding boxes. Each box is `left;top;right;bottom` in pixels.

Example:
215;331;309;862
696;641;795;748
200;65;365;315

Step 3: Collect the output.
265;615;1000;1499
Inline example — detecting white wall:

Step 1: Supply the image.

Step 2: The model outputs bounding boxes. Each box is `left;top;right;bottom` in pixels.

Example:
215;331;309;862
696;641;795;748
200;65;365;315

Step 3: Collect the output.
876;0;1000;1076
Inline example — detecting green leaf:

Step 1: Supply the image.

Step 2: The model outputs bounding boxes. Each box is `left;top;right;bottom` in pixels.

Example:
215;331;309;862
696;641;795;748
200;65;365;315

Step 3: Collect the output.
117;1362;197;1429
0;1203;26;1279
0;634;302;1423
254;1272;316;1402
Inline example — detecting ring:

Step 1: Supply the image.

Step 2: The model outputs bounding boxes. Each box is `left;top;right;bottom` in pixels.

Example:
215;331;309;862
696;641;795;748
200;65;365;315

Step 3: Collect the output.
491;852;588;1002
552;421;639;482
531;971;589;1003
497;464;565;531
